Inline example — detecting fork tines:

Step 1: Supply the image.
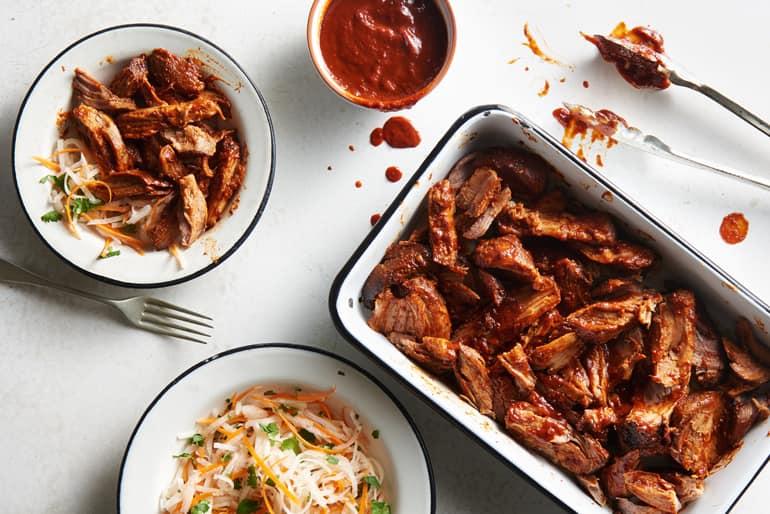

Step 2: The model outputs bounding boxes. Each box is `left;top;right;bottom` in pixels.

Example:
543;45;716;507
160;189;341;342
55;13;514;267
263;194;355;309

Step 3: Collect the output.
140;298;213;344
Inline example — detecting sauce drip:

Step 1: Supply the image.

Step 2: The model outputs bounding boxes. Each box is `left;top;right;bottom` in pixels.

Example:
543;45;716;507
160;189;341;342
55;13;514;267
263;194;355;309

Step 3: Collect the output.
370;213;381;225
553;104;626;149
370;128;384;146
582;80;590;88
371;116;421;148
538;80;550;97
319;0;449;109
355;180;363;188
522;23;562;65
385;166;403;182
720;212;749;244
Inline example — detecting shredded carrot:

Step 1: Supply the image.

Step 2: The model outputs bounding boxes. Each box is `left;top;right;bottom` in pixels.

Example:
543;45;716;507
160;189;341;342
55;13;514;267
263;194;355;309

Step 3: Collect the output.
317;402;333;419
225;427;245;442
230;468;248;480
53;148;82;156
99;237;113;258
231;386;256;405
358;481;368;514
197;462;223;475
270;388;336;403
84;217;145;254
191;492;212;507
309;419;344;445
242;437;299;504
273;408;339;455
91;204;130;213
197;416;217;425
169;243;184;269
32;156;60;171
261;485;277;514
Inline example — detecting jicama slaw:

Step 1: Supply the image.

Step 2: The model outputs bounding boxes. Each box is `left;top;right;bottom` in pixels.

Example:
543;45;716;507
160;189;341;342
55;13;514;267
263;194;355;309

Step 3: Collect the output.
35;137;153;259
160;385;391;514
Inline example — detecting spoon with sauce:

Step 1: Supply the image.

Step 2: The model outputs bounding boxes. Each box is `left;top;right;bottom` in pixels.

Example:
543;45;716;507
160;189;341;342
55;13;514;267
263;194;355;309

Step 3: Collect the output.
585;23;770;137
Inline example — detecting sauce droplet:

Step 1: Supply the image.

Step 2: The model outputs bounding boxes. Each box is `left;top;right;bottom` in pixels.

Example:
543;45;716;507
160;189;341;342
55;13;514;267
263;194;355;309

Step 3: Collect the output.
595;154;604;167
370;128;384;146
381;116;421;148
385;166;403;182
355;180;363;188
327;165;332;171
583;80;590;88
720;212;749;244
538;80;550;97
522;23;563;65
348;144;355;152
370;213;381;225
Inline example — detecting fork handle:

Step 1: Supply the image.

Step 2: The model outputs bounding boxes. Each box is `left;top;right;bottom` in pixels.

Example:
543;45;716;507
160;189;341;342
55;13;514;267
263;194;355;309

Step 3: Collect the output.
670;71;770;137
0;258;110;305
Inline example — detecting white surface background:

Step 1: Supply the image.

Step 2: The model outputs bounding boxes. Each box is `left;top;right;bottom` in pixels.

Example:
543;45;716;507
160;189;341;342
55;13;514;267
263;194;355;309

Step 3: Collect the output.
1;1;767;513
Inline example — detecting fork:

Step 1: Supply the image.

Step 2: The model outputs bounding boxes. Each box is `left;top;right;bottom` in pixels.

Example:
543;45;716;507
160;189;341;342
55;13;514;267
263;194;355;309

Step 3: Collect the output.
0;258;212;344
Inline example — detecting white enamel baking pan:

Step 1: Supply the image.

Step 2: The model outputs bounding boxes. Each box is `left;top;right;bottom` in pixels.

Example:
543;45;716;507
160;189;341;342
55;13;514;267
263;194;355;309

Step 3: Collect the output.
329;105;770;513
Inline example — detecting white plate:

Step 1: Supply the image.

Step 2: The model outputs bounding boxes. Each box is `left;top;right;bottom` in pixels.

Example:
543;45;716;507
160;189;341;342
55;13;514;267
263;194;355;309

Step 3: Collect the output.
330;105;770;514
118;343;434;513
12;24;275;287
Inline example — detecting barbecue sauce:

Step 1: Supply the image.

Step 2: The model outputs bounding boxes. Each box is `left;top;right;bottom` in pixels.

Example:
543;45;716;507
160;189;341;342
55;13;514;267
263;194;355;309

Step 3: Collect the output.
370;117;421;148
720;212;749;244
319;0;448;109
385;166;403;182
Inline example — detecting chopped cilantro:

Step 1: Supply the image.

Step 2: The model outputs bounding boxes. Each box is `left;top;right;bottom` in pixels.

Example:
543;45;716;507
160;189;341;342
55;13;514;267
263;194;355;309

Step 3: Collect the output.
298;428;316;444
260;422;279;443
172;452;191;459
121;223;138;234
190;499;210;514
247;465;258;487
371;429;380;439
222;453;232;462
99;248;120;259
236;499;260;514
68;197;101;217
266;478;275;487
279;404;298;416
326;455;339;465
40;174;66;190
189;433;204;446
40;210;62;222
264;390;276;396
281;436;300;455
370;501;391;514
363;475;381;489
323;443;335;450
233;478;243;490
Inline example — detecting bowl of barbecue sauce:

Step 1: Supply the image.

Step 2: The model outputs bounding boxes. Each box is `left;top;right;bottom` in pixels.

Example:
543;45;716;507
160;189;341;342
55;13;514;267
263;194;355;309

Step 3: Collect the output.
308;0;456;111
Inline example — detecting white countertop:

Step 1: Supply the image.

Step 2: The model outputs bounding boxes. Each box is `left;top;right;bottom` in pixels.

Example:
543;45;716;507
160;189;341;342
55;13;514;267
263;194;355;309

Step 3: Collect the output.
1;1;768;512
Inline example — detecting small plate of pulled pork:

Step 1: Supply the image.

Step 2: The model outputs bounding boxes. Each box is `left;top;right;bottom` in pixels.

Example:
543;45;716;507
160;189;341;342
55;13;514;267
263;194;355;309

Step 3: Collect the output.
330;105;770;514
12;24;274;287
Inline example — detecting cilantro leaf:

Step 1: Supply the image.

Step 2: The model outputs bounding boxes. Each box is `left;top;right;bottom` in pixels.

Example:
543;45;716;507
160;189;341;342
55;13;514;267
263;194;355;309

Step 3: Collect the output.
280;436;300;455
69;197;100;217
190;499;210;514
298;428;317;444
371;429;380;439
279;404;298;416
370;501;391;514
99;248;120;259
260;422;279;442
189;433;204;446
222;453;232;462
172;452;191;459
363;475;381;489
233;478;243;490
247;465;258;487
266;478;275;487
326;455;339;465
236;499;260;514
41;210;62;222
40;174;66;190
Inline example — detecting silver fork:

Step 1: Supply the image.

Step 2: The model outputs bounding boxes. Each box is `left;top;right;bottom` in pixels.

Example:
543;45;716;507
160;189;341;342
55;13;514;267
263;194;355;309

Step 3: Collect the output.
0;258;212;344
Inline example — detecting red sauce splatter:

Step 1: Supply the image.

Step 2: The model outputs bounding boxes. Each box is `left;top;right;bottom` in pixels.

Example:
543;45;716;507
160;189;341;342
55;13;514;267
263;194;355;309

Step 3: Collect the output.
522;23;563;65
524;66;530;71
381;116;421;148
583;80;590;88
355;180;363;188
595;154;604;167
537;80;550;97
370;213;381;225
348;144;355;152
720;212;749;244
559;77;566;83
385;166;403;182
370;128;384;146
327;165;332;171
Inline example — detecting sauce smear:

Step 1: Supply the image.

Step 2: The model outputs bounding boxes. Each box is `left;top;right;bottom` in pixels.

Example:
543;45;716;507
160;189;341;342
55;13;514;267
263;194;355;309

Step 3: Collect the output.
522;23;562;65
720;212;749;244
385;166;403;182
319;0;448;109
370;116;421;148
370;213;381;225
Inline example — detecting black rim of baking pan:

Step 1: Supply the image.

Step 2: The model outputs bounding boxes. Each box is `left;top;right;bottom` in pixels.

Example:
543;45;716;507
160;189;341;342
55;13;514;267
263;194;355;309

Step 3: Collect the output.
116;342;437;513
11;23;276;289
329;103;770;514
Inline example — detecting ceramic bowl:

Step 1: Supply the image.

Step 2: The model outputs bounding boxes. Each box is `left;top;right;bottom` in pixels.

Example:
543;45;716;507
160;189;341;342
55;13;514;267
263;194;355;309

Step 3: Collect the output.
12;24;275;288
118;343;434;513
